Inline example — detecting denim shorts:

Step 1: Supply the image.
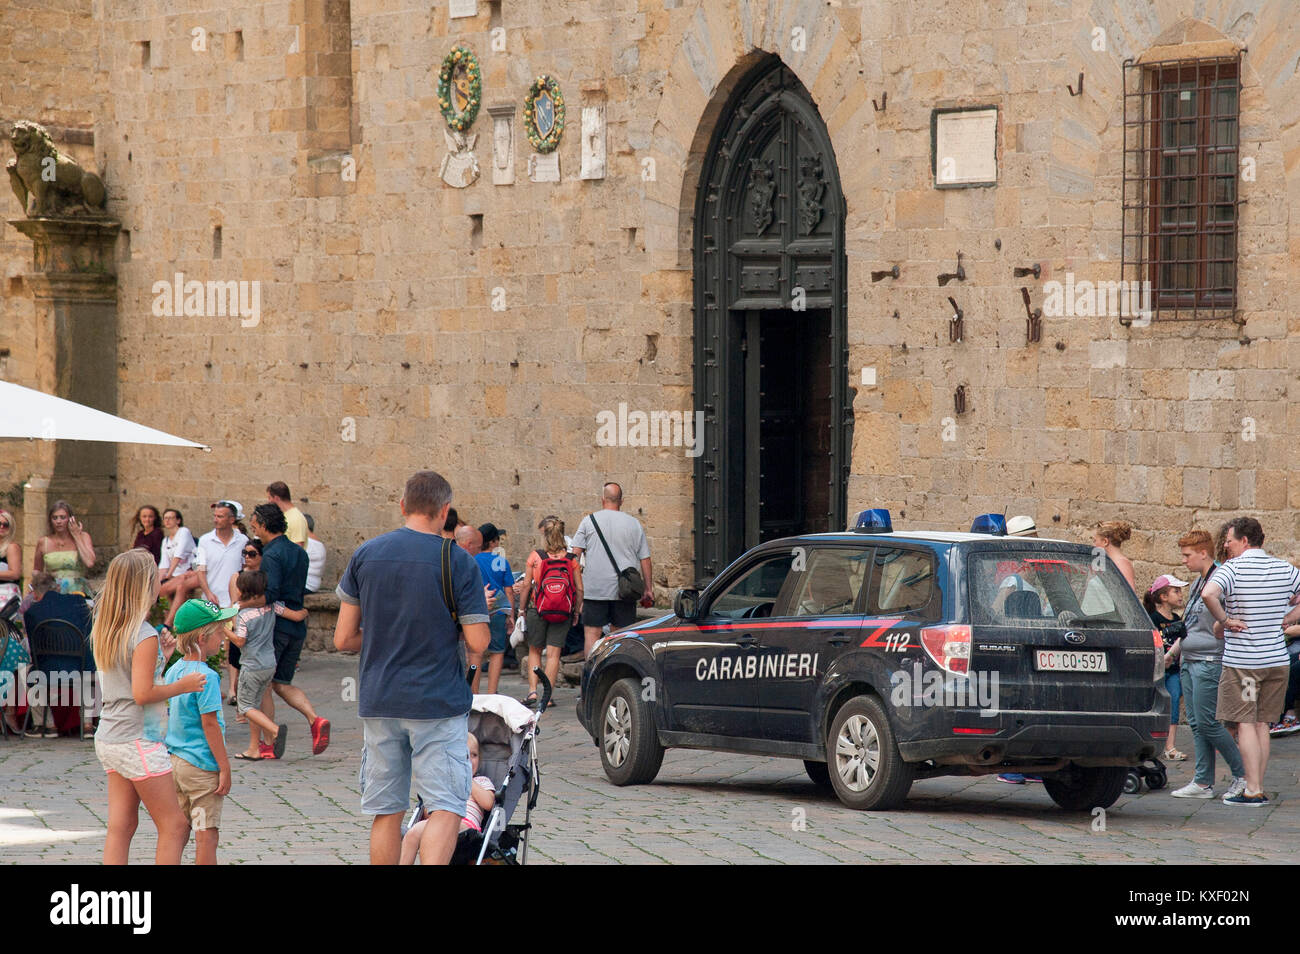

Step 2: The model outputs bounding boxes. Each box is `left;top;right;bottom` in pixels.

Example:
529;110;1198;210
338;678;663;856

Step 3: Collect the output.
359;715;470;817
487;614;509;654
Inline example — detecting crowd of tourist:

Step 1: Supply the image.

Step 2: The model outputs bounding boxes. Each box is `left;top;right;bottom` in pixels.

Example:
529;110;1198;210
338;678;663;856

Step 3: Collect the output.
6;475;1300;863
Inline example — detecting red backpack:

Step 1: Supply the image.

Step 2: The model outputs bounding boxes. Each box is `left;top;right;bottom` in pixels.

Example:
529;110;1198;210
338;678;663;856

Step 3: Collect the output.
534;550;577;622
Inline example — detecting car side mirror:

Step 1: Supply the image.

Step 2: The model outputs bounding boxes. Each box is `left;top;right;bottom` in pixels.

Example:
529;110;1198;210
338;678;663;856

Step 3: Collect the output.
674;588;700;621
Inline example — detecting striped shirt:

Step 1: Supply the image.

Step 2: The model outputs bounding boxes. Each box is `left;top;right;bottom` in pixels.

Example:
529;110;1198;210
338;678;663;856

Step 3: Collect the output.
1207;549;1299;669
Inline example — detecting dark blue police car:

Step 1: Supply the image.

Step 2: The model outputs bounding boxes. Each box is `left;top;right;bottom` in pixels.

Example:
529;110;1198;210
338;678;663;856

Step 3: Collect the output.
576;510;1170;811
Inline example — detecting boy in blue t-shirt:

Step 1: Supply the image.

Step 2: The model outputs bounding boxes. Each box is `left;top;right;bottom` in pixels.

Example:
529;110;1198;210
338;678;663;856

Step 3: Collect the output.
165;599;235;865
474;524;517;695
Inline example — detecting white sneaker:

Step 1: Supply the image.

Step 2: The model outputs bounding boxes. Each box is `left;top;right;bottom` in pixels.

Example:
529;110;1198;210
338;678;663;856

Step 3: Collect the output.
1222;776;1247;801
1171;781;1214;799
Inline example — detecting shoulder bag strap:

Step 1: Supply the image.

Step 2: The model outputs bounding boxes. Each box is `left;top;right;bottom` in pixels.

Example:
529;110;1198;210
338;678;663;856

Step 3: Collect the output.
441;536;459;626
588;513;624;573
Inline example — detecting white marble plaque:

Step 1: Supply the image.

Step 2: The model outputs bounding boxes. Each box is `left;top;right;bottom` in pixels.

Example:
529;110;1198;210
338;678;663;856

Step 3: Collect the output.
487;105;515;185
528;151;560;183
449;0;477;18
580;106;606;180
933;107;998;187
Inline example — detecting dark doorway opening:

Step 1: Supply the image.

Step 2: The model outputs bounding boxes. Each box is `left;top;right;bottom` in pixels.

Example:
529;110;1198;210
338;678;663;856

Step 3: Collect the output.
742;309;833;548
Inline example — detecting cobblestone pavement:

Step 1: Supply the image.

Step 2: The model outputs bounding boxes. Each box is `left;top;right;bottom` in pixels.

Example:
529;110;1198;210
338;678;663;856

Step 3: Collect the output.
3;651;1297;864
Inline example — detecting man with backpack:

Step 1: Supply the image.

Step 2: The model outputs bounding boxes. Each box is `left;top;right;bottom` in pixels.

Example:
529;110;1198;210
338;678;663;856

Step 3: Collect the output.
333;470;490;864
520;517;582;706
571;483;652;657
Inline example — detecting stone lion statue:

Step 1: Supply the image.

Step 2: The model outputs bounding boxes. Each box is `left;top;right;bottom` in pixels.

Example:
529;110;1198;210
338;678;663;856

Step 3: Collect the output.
6;120;107;217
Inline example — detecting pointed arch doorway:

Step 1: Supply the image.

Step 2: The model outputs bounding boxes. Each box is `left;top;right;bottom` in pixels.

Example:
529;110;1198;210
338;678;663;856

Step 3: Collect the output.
692;54;851;580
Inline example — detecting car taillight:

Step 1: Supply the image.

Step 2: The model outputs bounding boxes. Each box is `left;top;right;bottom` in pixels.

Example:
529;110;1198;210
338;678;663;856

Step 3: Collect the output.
920;624;971;675
1152;628;1163;680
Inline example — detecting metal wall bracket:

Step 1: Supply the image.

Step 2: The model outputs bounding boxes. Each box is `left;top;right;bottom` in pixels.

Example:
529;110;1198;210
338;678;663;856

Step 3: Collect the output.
1013;263;1041;279
1021;287;1042;343
948;296;964;343
1067;72;1084;96
872;91;887;112
954;385;967;415
871;264;900;282
937;251;965;286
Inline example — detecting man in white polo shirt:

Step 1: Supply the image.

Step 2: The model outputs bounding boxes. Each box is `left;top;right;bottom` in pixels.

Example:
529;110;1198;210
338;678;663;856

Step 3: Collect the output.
1200;516;1300;807
191;500;249;608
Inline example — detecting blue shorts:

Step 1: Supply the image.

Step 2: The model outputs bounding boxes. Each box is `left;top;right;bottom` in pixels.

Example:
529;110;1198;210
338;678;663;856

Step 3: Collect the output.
359;715;470;817
488;614;509;654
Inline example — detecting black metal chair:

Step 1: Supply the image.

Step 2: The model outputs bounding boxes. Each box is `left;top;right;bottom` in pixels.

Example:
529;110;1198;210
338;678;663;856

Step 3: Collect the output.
26;618;92;740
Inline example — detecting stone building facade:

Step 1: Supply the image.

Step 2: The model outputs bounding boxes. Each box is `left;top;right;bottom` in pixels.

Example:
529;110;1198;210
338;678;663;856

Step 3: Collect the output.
3;0;1299;593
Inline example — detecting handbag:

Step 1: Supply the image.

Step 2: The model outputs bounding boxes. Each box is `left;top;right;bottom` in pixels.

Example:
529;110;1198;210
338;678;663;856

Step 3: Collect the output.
589;514;645;603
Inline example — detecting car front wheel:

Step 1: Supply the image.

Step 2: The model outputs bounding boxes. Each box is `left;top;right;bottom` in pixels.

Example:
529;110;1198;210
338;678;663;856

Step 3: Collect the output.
598;677;664;786
826;695;914;810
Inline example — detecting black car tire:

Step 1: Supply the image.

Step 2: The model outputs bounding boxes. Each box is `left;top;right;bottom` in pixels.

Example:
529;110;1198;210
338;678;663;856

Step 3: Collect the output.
598;677;664;786
803;759;833;790
825;695;914;810
1043;765;1128;811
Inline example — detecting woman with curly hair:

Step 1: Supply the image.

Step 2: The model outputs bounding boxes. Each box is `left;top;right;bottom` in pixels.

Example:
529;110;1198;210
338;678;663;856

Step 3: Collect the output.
1093;519;1135;591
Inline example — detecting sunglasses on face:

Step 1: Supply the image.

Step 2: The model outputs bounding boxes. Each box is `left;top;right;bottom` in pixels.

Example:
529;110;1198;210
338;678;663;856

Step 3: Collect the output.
0;522;9;529
243;549;259;557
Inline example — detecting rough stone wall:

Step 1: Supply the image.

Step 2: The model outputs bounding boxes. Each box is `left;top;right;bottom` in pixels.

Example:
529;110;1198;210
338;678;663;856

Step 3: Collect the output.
9;0;1297;595
0;0;108;564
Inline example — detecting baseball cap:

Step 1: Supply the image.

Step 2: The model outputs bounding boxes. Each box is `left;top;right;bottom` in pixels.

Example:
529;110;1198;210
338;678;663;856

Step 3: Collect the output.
1006;515;1038;537
212;499;245;520
1148;574;1189;594
173;598;239;634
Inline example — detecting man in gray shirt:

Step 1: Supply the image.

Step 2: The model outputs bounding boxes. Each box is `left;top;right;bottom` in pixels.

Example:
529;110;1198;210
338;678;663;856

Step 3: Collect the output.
1170;528;1245;799
571;483;652;657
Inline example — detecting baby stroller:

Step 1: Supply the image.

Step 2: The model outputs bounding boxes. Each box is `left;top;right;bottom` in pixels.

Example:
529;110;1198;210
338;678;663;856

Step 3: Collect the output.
405;668;551;865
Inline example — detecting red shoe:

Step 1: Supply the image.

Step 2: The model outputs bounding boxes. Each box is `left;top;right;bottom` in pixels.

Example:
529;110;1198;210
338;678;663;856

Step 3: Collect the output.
259;742;277;760
310;717;330;755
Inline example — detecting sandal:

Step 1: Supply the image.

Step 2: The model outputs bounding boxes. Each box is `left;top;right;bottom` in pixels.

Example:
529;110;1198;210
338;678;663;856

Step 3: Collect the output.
523;691;538;705
1164;748;1187;761
233;752;262;761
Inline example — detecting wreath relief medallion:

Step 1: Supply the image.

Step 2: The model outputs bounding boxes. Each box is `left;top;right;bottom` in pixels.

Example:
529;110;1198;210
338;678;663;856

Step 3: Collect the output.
524;75;565;154
438;45;482;132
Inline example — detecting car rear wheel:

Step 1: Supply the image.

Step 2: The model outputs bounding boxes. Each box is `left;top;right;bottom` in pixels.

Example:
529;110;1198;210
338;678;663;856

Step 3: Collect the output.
825;695;914;810
598;677;664;786
1043;765;1128;811
803;759;832;790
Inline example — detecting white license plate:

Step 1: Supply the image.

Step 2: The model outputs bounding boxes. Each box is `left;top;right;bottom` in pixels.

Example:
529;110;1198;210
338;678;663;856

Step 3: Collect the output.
1034;650;1108;672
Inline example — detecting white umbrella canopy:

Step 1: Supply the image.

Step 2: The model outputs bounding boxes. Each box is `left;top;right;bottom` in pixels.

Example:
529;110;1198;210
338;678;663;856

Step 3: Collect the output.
0;381;208;450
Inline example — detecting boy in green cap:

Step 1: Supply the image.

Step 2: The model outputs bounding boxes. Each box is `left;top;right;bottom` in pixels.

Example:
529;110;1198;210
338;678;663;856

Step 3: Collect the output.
165;598;238;865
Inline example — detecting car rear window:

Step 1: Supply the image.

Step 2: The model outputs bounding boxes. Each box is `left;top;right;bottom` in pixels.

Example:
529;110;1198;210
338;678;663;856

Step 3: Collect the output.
967;551;1149;629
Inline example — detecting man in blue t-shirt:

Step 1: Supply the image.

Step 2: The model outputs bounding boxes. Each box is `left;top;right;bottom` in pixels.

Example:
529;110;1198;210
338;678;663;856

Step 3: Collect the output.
473;523;516;696
252;502;329;758
335;470;490;866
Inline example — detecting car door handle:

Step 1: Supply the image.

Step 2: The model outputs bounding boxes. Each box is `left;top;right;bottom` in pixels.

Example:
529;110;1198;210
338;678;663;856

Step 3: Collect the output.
827;632;851;645
736;635;757;647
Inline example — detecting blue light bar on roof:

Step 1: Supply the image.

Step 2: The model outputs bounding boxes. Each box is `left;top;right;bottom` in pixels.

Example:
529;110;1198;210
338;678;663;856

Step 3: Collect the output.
854;508;892;533
970;513;1007;535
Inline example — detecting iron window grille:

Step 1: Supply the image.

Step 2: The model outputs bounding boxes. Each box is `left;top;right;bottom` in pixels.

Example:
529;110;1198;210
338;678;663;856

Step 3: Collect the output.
1121;53;1243;321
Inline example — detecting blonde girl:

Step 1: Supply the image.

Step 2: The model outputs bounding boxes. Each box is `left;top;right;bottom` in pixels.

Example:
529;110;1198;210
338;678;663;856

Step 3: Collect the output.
1093;519;1136;591
0;508;21;604
92;548;205;865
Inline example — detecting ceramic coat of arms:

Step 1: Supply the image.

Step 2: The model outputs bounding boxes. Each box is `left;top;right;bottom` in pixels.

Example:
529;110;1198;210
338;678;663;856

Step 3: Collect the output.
524;75;565;154
439;45;482;132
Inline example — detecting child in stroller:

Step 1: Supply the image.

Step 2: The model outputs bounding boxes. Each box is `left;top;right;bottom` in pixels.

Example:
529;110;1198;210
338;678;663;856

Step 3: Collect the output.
400;732;494;862
402;668;550;865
